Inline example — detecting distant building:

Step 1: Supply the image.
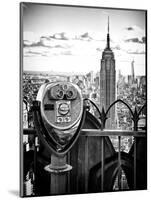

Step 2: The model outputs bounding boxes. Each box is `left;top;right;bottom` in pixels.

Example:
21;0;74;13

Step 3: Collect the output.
100;17;116;129
128;75;133;85
23;99;29;129
94;73;100;90
131;59;135;84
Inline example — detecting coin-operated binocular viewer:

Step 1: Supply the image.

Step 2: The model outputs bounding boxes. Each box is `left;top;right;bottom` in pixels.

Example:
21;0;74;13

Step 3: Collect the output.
33;82;86;194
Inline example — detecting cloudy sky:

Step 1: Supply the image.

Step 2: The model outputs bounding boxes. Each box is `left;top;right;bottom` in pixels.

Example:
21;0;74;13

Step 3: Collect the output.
22;3;146;76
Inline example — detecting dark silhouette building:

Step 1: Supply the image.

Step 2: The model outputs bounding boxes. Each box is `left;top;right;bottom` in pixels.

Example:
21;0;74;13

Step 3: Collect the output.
100;17;116;128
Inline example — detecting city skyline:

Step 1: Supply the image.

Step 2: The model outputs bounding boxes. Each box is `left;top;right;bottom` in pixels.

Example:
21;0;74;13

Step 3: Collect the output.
23;3;146;76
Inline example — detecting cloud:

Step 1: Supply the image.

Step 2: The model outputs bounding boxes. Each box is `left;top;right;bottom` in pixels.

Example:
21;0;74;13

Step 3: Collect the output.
120;40;145;54
23;37;49;48
125;37;141;43
23;29;145;59
78;32;93;41
60;50;72;55
112;45;121;50
23;37;72;49
96;47;103;52
142;36;146;43
127;50;145;54
23;32;101;58
50;32;69;40
125;36;146;44
125;27;134;31
24;41;43;47
123;25;145;42
40;36;51;41
114;25;146;54
24;50;48;57
27;51;42;55
23;40;33;47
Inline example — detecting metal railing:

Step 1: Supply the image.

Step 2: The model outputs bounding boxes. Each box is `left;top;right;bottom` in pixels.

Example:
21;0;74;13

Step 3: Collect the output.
23;99;146;193
80;129;146;191
82;99;146;191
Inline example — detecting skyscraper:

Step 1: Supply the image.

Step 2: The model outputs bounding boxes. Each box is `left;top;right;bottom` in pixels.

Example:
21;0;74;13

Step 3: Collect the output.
131;59;135;84
100;17;116;129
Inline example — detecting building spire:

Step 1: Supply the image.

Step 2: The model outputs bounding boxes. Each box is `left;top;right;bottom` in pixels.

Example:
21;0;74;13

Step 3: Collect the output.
108;16;109;34
106;16;110;49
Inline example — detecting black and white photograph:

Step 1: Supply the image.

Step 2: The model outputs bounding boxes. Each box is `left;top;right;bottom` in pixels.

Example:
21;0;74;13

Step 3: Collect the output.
20;2;147;197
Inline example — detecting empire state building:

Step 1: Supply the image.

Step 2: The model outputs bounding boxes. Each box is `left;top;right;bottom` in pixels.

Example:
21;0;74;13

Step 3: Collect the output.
100;17;116;129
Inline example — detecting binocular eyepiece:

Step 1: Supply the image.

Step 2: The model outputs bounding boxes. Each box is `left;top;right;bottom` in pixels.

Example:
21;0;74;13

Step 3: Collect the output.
48;83;77;100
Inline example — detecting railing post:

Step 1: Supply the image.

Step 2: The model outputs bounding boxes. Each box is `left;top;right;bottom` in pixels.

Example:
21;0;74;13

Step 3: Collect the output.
84;136;89;192
118;136;121;190
132;107;139;190
101;136;105;192
99;107;107;192
133;137;137;190
67;152;71;193
44;154;72;195
33;135;38;195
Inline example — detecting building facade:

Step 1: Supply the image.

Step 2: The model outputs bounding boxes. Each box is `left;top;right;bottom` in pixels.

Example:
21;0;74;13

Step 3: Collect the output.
100;18;116;129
